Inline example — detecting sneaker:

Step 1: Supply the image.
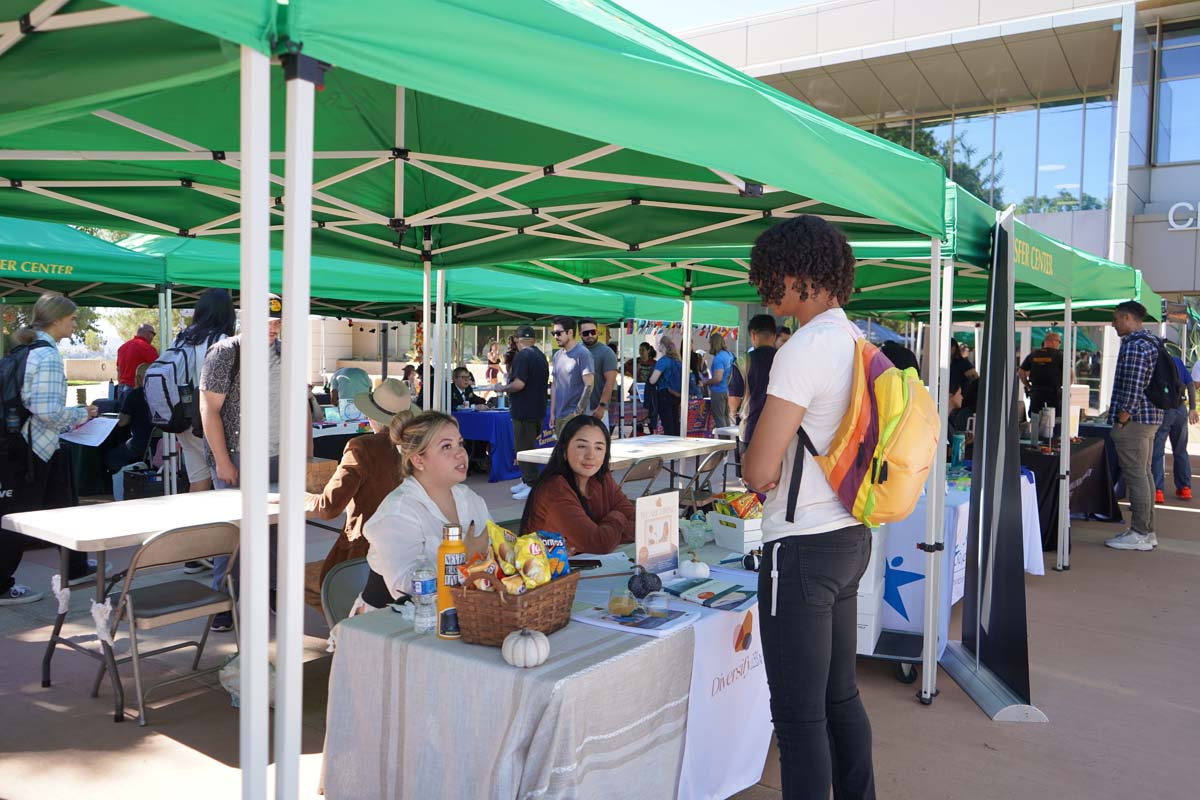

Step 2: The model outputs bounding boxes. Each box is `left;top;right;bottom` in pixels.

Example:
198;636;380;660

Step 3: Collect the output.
0;584;44;606
512;483;532;500
510;482;526;495
1155;489;1165;504
183;558;214;574
1147;532;1159;548
1177;487;1193;501
1105;529;1154;551
210;611;234;632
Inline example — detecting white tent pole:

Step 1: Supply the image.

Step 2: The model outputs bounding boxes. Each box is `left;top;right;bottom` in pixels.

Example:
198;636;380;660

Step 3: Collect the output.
1057;300;1074;571
237;44;271;800
275;53;319;800
631;321;639;437
434;270;447;411
919;238;949;704
916;322;925;378
618;324;625;438
680;272;693;438
164;284;176;495
156;285;171;495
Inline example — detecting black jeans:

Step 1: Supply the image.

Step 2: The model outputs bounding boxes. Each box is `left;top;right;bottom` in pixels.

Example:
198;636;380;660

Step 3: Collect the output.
758;527;875;800
512;417;541;486
0;447;88;593
657;390;680;436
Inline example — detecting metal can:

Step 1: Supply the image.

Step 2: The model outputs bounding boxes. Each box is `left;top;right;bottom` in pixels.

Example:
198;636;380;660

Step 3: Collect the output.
951;432;966;466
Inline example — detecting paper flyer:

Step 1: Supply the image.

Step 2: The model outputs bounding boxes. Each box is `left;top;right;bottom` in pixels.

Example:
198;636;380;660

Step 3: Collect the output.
636;491;679;575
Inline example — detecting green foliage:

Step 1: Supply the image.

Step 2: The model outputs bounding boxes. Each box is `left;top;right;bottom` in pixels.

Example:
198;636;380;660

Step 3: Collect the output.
105;307;183;345
874;124;1001;207
0;304;101;345
1015;190;1106;215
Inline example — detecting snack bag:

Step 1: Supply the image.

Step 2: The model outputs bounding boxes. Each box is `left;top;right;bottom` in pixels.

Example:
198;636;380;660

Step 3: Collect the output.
514;533;552;589
487;521;519;575
729;492;763;520
712;494;737;517
501;575;527;595
537;531;570;579
457;549;502;591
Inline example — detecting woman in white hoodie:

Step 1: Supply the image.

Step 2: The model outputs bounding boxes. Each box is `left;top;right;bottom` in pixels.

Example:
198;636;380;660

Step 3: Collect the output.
360;411;491;608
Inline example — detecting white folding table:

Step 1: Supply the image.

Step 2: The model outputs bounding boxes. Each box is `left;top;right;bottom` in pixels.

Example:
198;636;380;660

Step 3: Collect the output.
1;489;279;721
516;434;735;472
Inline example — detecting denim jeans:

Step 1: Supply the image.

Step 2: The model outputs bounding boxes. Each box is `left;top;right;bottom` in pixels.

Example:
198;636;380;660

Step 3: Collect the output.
758;527;875;800
1111;422;1157;535
211;452;278;593
1152;406;1192;492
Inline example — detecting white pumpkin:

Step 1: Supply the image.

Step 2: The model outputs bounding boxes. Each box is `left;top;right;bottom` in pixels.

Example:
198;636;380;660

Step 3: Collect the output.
679;553;710;580
502;628;550;668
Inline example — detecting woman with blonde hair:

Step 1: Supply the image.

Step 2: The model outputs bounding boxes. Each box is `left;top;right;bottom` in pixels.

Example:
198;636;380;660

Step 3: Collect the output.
359;411;491;609
704;332;735;429
1;293;99;606
648;336;683;436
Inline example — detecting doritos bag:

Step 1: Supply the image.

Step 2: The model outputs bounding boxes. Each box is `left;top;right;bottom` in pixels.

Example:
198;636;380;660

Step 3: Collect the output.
785;334;939;528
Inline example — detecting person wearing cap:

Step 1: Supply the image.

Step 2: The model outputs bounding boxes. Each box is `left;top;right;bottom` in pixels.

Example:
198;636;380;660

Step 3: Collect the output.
306;378;412;587
199;294;308;631
493;324;549;500
1019;330;1068;415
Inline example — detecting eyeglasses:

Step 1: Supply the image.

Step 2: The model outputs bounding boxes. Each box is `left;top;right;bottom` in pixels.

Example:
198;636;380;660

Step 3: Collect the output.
552;329;567;336
580;329;598;336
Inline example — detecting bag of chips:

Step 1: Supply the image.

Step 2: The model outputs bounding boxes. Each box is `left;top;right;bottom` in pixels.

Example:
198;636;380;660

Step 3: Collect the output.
457;549;502;591
501;575;527;595
487;521;519;576
514;533;552;590
728;492;763;520
537;531;570;579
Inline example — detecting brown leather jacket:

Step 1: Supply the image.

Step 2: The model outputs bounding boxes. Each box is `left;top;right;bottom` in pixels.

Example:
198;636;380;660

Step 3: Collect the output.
306;430;401;584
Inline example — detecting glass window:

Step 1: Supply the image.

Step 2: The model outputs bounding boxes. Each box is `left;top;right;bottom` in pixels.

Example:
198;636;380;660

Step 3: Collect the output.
875;119;914;151
1155;21;1200;163
1082;96;1115;209
1034;99;1085;213
1131;24;1155;167
914;116;953;174
953;110;996;205
992;105;1037;211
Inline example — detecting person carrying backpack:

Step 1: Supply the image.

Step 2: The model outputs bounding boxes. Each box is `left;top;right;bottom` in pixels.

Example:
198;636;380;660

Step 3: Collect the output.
0;293;100;605
1105;300;1165;551
743;216;878;800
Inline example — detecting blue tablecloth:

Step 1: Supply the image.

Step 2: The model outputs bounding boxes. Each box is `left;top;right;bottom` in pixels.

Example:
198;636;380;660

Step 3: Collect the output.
454;410;521;483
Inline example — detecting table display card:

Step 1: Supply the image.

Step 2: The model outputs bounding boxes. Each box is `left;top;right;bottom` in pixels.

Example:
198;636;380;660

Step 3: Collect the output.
636;491;679;575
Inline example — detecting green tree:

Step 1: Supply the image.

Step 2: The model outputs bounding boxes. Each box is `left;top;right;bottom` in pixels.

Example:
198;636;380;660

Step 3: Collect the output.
71;226;130;244
0;304;101;346
1016;189;1105;215
875;125;1001;207
105;307;183;344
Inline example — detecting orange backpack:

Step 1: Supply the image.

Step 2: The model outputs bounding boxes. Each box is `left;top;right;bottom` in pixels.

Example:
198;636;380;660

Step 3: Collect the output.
786;336;940;528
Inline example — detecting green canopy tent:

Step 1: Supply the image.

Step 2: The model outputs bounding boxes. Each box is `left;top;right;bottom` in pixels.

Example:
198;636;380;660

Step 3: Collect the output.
0;0;953;774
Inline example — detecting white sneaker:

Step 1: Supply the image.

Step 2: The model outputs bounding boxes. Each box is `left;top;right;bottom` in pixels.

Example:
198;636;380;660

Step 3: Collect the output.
510;483;526;495
1146;532;1158;548
0;584;44;606
184;558;214;574
512;483;532;500
1105;530;1153;551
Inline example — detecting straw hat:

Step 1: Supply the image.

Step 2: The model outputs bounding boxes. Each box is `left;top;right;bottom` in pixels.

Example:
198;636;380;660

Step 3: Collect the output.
354;378;411;425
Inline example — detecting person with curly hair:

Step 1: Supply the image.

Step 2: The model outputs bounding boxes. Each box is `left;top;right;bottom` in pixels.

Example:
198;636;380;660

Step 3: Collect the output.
743;215;875;800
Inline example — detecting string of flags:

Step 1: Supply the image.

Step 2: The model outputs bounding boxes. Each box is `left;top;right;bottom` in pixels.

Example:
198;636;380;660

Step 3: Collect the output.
623;319;738;340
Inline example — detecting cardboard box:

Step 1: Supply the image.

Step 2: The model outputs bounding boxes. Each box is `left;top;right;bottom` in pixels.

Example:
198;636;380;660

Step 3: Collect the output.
856;609;882;655
857;577;885;618
306;457;338;493
708;511;763;554
863;525;887;589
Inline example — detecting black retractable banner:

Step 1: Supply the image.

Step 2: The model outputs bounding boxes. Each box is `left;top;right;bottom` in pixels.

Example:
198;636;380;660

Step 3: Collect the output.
962;212;1033;704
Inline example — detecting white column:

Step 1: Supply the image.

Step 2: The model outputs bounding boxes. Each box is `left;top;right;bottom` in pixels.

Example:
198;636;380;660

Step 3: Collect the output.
275;52;318;800
1056;300;1074;571
920;240;951;703
237;44;271;800
1109;2;1136;265
434;269;447;411
679;277;693;438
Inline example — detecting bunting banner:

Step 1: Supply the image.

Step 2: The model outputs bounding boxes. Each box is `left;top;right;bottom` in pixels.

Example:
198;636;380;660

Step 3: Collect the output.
624;319;739;341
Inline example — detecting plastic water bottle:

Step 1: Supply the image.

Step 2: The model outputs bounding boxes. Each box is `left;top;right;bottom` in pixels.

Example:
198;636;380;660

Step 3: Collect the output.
410;543;437;635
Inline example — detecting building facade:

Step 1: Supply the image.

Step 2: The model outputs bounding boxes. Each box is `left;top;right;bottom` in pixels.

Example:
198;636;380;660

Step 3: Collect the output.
679;0;1200;300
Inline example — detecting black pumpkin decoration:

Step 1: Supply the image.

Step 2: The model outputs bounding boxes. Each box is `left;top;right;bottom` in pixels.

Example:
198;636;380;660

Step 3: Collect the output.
627;565;662;599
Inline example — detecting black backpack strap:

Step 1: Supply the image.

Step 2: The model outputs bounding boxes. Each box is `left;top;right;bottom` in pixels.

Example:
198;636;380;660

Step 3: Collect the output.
784;426;818;524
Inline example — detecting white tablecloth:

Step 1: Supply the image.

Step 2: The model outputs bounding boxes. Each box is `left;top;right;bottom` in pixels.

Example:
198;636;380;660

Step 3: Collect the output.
323;610;695;800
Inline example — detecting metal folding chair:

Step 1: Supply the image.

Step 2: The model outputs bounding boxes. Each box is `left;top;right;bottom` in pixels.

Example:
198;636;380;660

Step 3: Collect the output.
321;557;371;629
91;522;240;726
674;450;727;516
616;456;665;498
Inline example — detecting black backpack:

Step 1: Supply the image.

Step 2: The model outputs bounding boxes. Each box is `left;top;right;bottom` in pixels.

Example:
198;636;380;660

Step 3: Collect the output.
1144;337;1185;410
0;339;54;493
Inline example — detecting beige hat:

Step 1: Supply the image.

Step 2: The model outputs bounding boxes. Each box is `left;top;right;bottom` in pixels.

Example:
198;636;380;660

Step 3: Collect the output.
354;378;411;425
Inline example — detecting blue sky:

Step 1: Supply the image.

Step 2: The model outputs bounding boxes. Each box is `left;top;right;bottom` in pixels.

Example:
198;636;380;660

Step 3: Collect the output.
619;0;819;31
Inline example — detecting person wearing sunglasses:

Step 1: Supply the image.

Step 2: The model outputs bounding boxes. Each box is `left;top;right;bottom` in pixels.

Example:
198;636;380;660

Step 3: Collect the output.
578;318;618;425
549;317;594;438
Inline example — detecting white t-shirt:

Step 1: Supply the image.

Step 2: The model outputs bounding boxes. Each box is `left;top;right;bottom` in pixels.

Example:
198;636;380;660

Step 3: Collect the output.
761;308;859;542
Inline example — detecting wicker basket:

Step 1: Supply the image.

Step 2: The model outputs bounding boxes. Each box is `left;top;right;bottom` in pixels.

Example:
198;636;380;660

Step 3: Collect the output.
452;570;580;646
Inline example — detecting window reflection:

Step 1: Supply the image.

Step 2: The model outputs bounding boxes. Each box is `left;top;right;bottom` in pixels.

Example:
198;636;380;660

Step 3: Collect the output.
1082;97;1115;208
953;111;996;206
1155;21;1200;163
914;116;954;174
993;106;1037;211
1033;99;1084;213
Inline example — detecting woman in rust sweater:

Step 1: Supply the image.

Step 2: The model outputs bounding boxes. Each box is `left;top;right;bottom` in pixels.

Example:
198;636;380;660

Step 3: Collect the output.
520;415;635;554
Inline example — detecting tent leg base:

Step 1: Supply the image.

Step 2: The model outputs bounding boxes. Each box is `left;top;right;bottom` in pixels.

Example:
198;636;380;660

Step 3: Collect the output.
942;641;1049;723
916;688;939;706
1053;565;1071;572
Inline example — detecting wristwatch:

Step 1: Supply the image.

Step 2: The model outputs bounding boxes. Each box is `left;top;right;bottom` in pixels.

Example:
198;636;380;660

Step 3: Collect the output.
598;402;608;408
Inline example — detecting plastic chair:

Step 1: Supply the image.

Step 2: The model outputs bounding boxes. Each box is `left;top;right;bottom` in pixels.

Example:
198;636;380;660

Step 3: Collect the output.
617;456;664;498
91;522;239;726
674;450;727;516
321;557;370;630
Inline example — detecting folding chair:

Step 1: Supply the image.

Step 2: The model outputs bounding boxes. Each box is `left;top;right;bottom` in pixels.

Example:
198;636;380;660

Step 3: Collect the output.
616;456;665;498
91;522;240;726
321;557;371;630
675;450;727;516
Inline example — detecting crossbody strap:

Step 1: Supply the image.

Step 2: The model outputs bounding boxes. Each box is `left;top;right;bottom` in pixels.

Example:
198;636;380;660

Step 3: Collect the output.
784;426;818;523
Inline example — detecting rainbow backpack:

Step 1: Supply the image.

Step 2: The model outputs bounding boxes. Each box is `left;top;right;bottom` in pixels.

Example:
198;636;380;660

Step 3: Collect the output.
785;335;939;528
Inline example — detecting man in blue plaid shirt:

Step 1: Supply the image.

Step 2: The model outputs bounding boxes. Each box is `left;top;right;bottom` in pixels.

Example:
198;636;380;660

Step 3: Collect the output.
1106;301;1164;551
